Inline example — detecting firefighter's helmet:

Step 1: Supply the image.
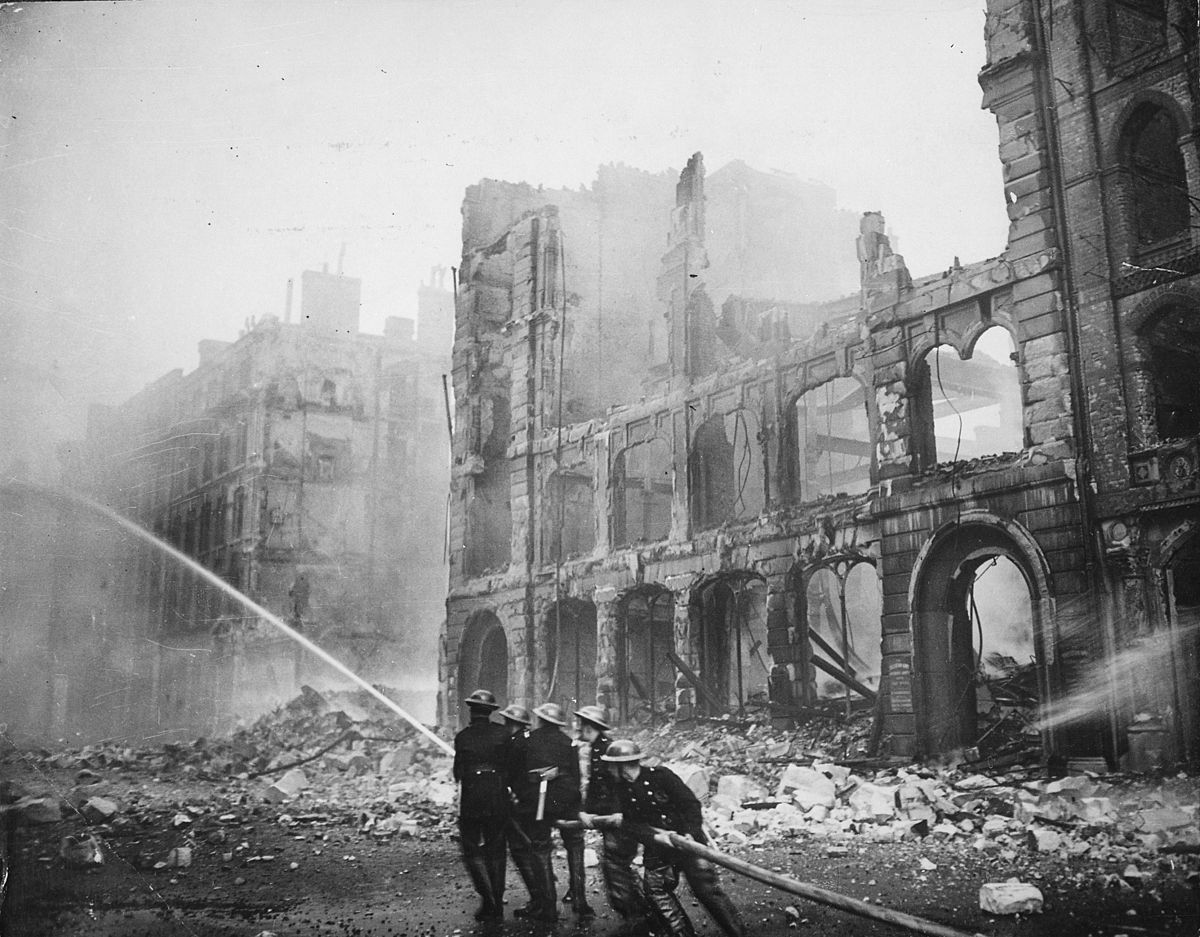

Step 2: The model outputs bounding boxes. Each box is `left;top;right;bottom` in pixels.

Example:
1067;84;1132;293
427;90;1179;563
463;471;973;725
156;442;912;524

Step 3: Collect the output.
574;705;612;732
499;703;531;725
463;688;500;710
601;739;644;763
532;702;567;726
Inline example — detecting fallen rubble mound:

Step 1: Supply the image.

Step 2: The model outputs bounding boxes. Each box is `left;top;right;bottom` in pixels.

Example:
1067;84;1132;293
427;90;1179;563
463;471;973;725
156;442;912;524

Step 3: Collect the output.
4;686;1197;905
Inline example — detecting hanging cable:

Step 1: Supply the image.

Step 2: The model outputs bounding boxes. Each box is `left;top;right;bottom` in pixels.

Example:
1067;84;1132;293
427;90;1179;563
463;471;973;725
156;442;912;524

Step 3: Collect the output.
547;227;570;702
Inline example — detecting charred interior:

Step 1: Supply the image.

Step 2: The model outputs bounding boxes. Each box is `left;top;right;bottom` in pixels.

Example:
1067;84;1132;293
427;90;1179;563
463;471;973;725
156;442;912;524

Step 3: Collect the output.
442;0;1200;773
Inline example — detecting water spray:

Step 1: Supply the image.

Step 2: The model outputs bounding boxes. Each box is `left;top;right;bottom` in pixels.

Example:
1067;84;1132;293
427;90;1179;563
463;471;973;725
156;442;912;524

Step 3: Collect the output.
5;481;454;756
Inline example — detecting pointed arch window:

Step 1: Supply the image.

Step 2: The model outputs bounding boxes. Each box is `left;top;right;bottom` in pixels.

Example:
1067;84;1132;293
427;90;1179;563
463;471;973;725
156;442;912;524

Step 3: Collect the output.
1120;104;1190;252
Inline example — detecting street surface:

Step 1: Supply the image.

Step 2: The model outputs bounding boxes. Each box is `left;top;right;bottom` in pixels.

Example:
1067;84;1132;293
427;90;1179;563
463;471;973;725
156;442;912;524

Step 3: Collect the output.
2;688;1196;937
4;764;1197;937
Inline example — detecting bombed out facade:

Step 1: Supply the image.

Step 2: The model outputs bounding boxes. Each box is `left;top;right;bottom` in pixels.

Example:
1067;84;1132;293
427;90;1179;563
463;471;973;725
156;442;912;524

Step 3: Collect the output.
1;269;453;743
442;0;1200;769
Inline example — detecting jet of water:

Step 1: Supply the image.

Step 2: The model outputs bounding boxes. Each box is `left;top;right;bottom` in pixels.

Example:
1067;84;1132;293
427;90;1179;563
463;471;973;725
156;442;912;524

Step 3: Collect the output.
1035;620;1198;735
4;481;454;756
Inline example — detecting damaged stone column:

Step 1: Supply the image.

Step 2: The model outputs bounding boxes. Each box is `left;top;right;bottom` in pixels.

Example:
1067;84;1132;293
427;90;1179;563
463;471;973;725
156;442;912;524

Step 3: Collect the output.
593;585;621;716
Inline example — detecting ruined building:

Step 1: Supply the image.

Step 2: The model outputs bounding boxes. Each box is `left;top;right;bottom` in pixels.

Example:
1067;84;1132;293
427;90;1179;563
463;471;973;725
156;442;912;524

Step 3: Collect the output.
1;269;453;743
442;0;1200;771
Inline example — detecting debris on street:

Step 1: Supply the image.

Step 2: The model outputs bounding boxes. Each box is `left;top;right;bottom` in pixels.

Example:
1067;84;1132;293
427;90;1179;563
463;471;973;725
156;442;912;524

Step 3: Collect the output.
3;686;1197;935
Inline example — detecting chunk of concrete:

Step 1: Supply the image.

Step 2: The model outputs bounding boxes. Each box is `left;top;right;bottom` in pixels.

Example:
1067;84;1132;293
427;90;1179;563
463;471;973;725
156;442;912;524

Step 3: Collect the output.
82;796;119;823
165;846;193;868
848;783;898;820
276;768;309;795
1030;828;1062;852
379;747;415;774
979;881;1044;915
1136;807;1193;833
59;834;104;868
716;774;767;805
777;765;836;810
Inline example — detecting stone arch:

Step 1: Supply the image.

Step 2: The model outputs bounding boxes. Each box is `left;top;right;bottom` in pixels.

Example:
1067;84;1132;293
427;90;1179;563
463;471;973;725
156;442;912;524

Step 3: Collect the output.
616;585;676;726
907;325;1025;470
456;610;509;726
1105;89;1193;169
908;513;1057;760
1111;96;1193;253
544;597;598;713
687;408;764;531
688;571;770;716
1148;523;1200;766
792;555;884;707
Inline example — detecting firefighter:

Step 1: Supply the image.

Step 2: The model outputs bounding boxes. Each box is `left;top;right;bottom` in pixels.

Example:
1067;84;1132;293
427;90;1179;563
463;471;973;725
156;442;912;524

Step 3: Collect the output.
508;701;584;922
574;705;646;923
452;689;510;921
497;703;542;918
593;739;745;937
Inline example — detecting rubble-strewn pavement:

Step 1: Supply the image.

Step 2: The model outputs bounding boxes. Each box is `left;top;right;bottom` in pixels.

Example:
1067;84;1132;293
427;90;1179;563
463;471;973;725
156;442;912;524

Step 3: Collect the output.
2;688;1196;936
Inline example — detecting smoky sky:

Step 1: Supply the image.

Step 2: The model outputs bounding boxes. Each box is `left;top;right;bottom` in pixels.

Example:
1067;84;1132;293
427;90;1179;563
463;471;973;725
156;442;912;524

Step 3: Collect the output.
1;0;1006;480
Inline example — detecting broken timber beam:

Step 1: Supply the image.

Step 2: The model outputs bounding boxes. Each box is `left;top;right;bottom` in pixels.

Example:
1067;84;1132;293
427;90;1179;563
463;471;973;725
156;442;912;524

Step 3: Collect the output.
808;628;877;702
666;648;725;713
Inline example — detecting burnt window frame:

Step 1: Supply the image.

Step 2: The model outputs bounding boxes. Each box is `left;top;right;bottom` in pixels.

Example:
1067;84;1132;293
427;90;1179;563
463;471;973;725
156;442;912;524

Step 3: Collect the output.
1116;101;1192;259
789;375;876;503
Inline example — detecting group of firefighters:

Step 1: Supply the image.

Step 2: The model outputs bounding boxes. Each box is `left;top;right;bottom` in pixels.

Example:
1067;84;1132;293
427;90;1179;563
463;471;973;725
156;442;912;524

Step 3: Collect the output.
453;688;745;936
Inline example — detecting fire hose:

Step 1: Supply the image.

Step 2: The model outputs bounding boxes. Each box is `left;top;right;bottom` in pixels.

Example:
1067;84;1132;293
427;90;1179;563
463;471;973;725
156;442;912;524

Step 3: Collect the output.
558;819;982;937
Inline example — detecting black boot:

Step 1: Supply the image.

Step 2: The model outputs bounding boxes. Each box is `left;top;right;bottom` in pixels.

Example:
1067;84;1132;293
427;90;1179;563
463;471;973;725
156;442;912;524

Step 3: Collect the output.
566;838;595;917
464;855;502;920
644;862;695;937
687;858;744;937
511;847;543;919
532;849;559;922
486;839;507;919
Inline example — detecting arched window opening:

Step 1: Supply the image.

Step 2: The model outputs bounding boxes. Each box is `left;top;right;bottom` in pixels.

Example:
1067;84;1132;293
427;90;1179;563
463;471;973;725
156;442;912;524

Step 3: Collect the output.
688;410;763;531
612;438;672;547
912;328;1023;469
1138;305;1200;441
540;467;595;564
1121;104;1190;251
618;589;675;726
803;561;882;710
457;612;508;726
544;599;597;714
320;378;338;408
794;377;872;500
692;577;770;716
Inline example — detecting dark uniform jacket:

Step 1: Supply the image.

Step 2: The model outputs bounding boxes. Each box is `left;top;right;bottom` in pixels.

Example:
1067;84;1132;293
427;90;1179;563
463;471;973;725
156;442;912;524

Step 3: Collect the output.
583;733;617;813
510;723;581;819
453;717;511;820
612;765;707;844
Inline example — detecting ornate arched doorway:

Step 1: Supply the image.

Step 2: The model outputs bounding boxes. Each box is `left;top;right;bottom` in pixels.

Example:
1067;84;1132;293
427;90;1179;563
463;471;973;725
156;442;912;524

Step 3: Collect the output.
456;611;509;726
690;573;770;716
911;519;1054;760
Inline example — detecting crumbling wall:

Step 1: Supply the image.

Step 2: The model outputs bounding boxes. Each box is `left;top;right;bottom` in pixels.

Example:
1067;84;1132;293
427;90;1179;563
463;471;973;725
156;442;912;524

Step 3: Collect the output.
444;0;1200;766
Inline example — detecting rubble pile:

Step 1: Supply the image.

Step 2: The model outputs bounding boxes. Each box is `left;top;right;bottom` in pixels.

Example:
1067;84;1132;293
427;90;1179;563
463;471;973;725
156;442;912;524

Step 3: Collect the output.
594;713;1199;899
1;685;458;874
4;686;1197;908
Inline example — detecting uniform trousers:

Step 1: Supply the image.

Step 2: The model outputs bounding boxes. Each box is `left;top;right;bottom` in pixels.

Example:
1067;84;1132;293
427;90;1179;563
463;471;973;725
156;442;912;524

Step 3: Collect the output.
642;843;744;937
